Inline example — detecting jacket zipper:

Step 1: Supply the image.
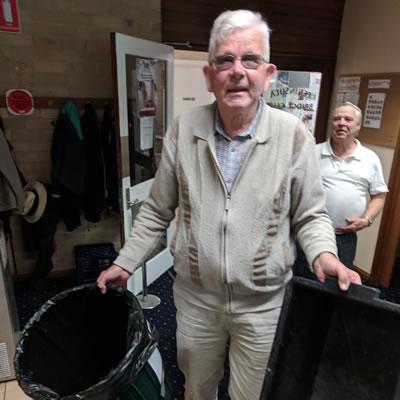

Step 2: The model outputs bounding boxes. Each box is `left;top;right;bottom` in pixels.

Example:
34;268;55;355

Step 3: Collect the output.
208;144;233;311
208;139;259;312
222;141;257;312
223;192;233;312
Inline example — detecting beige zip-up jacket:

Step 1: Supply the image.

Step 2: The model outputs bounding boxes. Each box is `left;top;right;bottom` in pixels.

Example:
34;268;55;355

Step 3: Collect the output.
115;102;337;313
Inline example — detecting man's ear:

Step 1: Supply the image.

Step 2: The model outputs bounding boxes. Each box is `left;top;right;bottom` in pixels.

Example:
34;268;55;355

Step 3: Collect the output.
355;124;361;137
263;63;277;92
203;64;214;93
353;118;362;137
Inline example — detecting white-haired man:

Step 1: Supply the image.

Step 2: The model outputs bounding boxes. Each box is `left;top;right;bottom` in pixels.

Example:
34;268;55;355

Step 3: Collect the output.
316;102;388;268
98;10;361;400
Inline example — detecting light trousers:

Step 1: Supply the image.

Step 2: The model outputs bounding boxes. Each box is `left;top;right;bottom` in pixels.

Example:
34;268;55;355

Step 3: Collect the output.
176;300;281;400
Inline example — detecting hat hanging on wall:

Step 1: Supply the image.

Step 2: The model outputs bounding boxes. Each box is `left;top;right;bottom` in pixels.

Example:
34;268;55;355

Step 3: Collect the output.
22;181;47;223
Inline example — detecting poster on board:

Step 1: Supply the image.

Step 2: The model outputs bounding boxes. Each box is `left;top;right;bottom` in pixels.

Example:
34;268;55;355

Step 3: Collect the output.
363;92;385;129
337;76;360;93
368;79;391;89
267;87;319;133
264;71;321;135
136;58;157;118
336;76;360;107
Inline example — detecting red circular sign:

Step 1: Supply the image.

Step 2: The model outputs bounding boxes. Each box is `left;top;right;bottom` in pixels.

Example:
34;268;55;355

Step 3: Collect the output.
6;89;34;115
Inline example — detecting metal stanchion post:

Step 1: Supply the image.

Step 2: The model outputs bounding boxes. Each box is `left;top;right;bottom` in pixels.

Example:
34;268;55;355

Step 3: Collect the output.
128;195;161;309
137;262;161;309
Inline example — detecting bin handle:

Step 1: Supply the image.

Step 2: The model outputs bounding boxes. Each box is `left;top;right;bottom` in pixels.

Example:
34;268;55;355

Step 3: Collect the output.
323;277;380;301
292;277;381;302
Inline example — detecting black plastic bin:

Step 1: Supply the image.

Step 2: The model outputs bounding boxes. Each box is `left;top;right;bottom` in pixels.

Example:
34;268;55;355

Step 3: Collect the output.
15;284;171;400
261;277;400;400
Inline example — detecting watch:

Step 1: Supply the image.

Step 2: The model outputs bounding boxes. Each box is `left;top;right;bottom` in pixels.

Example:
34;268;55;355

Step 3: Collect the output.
365;215;373;226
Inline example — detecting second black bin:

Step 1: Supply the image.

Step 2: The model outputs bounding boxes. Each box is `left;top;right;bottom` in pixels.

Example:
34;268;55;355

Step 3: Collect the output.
261;277;400;400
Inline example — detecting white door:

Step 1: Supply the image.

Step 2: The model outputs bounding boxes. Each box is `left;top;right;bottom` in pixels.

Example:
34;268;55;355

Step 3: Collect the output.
173;51;215;117
112;33;174;295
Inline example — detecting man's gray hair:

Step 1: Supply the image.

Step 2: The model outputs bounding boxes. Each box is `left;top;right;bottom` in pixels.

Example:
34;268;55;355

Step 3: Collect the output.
338;102;362;124
208;10;271;63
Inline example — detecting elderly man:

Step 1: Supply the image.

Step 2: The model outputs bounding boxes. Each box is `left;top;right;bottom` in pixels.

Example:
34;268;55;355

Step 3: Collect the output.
316;102;388;268
98;10;360;400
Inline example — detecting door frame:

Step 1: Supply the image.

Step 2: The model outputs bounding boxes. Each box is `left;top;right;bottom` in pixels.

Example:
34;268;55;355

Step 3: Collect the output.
370;129;400;287
110;32;174;294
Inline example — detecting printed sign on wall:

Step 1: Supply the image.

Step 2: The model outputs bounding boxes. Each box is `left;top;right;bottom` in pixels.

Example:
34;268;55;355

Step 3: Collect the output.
5;89;34;115
267;87;319;134
264;71;321;135
363;93;385;129
0;0;21;33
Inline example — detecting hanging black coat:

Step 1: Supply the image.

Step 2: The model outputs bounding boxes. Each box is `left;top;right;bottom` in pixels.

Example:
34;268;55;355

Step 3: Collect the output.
51;109;85;231
81;103;106;223
101;104;119;212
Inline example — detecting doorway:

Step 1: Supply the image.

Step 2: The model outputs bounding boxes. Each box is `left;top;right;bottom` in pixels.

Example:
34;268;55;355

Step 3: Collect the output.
111;32;174;295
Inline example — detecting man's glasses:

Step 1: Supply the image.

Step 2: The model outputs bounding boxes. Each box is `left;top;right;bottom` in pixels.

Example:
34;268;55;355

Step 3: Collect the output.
212;54;266;71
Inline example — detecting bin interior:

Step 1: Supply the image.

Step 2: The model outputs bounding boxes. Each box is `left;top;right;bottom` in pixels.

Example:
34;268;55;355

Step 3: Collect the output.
17;287;140;396
262;279;400;400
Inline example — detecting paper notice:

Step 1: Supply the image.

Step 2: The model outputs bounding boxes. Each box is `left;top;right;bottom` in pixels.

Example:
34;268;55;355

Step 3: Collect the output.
338;76;360;93
368;79;391;89
363;93;385;129
140;117;154;150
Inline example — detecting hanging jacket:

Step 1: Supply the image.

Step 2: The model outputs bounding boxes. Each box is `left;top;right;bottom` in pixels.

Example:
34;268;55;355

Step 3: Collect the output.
51;103;85;196
101;104;119;211
51;102;85;231
60;101;83;140
0;128;25;213
81;102;106;222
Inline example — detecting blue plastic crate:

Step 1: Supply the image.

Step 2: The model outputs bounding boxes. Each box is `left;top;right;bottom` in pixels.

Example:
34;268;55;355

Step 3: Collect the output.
74;243;118;284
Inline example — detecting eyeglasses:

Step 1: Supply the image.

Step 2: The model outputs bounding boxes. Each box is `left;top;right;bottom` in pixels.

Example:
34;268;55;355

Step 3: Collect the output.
212;54;266;71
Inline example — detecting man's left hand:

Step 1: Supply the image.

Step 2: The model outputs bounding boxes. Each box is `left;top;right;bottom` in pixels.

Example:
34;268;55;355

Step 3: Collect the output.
313;252;361;290
336;217;369;233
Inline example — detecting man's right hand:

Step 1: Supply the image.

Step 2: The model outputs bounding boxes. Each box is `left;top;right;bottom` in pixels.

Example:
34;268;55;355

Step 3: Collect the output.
97;264;131;294
312;252;361;291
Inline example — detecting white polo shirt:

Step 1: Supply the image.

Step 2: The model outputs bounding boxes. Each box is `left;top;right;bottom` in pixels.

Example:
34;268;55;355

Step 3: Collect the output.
316;139;388;229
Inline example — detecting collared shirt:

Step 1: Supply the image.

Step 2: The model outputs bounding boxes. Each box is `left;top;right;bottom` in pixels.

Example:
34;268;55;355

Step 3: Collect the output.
315;138;388;229
215;98;263;192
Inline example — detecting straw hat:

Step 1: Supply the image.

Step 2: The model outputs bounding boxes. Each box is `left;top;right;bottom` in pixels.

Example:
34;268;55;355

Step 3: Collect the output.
22;181;47;223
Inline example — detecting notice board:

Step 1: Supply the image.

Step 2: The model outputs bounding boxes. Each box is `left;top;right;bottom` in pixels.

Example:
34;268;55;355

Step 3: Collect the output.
336;73;400;148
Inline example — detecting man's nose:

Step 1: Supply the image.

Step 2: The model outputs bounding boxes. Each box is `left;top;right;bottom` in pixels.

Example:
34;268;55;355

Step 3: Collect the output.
230;58;245;75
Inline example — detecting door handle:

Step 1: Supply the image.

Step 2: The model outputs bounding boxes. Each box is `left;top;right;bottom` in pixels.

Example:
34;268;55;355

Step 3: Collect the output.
127;198;139;208
128;198;140;227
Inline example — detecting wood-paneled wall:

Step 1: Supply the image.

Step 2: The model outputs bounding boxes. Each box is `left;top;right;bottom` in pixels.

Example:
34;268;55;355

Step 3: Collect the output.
162;0;345;141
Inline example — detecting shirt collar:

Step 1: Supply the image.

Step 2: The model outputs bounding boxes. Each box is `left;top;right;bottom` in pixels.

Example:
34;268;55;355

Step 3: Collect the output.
215;98;264;140
323;138;362;160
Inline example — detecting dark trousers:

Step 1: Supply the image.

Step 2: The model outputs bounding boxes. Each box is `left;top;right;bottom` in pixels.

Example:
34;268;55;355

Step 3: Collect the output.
293;232;358;279
22;187;61;281
336;232;357;269
293;242;316;280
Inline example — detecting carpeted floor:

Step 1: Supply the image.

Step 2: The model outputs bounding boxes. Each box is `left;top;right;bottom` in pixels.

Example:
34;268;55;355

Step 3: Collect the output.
14;276;76;328
14;262;400;399
141;271;185;400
